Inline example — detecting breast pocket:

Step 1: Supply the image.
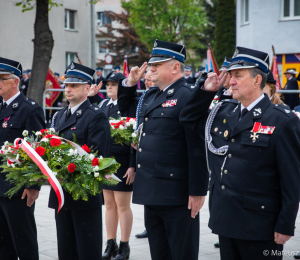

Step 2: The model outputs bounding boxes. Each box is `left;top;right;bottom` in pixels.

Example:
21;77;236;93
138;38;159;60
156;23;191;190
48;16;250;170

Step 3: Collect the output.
153;164;188;201
7;120;22;129
239;131;269;164
72;130;85;141
151;109;176;134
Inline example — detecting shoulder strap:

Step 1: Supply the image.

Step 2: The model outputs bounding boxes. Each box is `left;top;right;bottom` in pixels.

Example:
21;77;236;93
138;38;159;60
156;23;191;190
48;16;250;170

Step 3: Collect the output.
98;99;108;108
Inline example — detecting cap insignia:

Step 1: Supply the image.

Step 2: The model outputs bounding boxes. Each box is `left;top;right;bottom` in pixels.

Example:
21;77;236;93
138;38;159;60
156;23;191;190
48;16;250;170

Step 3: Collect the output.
154;40;158;48
233;48;239;58
70;62;75;70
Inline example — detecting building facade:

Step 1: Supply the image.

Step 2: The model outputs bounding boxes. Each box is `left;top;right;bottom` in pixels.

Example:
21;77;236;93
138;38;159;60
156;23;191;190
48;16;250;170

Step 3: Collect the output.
236;0;300;86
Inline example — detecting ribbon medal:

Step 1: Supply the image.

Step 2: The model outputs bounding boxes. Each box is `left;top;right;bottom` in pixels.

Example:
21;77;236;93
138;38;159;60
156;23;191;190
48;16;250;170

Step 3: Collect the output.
2;117;10;128
251;122;275;143
161;99;177;108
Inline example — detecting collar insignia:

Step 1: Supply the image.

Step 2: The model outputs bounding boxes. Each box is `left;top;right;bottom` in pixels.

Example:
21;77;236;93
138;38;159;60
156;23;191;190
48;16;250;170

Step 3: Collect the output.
167;89;174;94
31;101;35;105
76;110;82;115
12;103;18;108
284;109;291;113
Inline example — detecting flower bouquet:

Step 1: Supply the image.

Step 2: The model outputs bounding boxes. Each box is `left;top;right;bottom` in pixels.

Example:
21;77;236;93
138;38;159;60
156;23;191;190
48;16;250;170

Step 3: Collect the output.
110;117;139;145
0;128;120;210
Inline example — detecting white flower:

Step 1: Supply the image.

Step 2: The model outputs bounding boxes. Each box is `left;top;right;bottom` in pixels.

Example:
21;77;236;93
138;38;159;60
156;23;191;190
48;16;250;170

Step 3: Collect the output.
133;124;136;130
40;138;49;143
119;125;124;130
4;141;9;145
131;133;137;138
7;147;12;152
11;164;15;168
22;130;28;136
35;131;42;136
89;154;95;160
93;166;99;171
87;172;91;175
99;156;103;160
68;149;74;156
73;149;78;155
111;125;115;129
94;172;99;177
53;172;57;176
129;118;136;125
7;161;11;167
126;122;131;127
49;128;56;133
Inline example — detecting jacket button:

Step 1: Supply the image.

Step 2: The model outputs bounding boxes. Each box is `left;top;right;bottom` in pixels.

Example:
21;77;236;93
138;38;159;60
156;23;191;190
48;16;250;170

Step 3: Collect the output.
139;148;142;152
221;185;225;190
143;133;146;136
261;205;265;209
228;154;232;158
170;173;173;177
137;164;141;168
224;170;228;174
231;139;235;143
161;113;164;116
145;118;148;121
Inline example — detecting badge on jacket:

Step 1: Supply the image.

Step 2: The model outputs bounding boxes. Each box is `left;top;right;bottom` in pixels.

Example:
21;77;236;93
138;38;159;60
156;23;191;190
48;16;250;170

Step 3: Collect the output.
161;99;177;107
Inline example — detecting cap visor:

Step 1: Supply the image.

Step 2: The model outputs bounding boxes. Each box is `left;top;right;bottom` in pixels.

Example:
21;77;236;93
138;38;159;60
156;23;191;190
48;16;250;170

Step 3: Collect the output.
64;77;88;84
148;57;172;64
227;65;256;72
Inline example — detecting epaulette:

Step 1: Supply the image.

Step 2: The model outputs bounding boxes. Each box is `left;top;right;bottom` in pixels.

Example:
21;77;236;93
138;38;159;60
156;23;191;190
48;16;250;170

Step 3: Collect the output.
222;99;238;104
273;103;295;118
183;82;196;91
24;97;39;107
88;104;100;112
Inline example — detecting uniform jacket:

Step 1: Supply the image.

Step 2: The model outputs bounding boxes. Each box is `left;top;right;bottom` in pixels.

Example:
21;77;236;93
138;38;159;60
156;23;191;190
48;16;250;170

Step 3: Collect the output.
185;76;196;85
207;96;300;240
126;77;214;206
283;77;299;109
100;100;136;172
20;78;29;97
48;99;110;210
0;92;45;197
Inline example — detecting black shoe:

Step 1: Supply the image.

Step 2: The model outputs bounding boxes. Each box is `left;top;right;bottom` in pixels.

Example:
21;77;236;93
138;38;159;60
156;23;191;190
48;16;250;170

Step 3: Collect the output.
102;238;118;260
294;253;300;259
135;230;148;238
113;241;130;260
214;242;220;248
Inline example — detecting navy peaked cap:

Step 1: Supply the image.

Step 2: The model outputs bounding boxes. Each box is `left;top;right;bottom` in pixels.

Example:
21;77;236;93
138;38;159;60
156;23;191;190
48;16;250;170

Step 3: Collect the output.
96;67;103;71
199;66;206;71
220;57;232;71
113;66;120;70
54;72;60;77
185;66;192;71
103;72;125;83
149;39;186;64
0;57;23;78
64;62;95;85
228;46;269;73
267;70;276;84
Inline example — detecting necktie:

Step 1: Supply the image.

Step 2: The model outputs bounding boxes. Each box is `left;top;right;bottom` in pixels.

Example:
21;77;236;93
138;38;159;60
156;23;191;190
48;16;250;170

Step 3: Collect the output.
1;102;7;113
241;108;248;118
65;108;71;122
155;90;163;100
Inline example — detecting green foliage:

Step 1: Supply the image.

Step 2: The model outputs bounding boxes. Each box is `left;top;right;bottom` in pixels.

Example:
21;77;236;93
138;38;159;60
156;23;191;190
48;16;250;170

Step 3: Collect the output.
214;0;236;66
15;0;63;12
121;0;208;65
110;117;138;145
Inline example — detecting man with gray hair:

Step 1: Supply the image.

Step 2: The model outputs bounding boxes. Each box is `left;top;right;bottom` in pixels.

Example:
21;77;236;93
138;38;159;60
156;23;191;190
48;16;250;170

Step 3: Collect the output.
204;47;300;259
0;57;45;260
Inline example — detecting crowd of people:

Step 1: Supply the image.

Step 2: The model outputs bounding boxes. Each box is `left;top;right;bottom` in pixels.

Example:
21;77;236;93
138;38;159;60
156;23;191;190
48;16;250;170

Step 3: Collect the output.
0;38;300;260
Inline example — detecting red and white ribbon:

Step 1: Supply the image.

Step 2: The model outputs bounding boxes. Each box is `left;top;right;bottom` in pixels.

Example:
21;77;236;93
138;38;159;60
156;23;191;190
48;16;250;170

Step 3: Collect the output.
14;138;64;212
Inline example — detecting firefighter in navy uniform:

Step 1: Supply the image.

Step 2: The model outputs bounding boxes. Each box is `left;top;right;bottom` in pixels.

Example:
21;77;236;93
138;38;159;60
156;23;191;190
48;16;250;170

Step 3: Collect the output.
204;47;300;260
0;57;45;260
283;69;299;109
48;62;110;260
121;40;221;260
184;65;196;84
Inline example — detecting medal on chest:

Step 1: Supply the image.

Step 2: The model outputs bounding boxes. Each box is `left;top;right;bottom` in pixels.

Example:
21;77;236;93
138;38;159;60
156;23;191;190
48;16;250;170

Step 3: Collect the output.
2;117;10;128
251;122;275;143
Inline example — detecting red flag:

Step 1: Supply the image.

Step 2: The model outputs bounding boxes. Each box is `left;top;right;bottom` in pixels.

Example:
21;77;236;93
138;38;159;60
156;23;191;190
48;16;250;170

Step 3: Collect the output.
206;48;220;76
270;55;281;90
123;57;129;78
45;69;61;107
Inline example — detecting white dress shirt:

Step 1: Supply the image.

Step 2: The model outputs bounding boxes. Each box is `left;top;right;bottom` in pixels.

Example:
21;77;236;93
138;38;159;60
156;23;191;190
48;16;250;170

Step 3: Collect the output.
3;91;21;105
69;99;87;114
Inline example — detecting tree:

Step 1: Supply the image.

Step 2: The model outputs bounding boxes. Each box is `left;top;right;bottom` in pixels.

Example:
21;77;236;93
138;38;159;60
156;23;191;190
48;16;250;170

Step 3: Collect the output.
121;0;208;66
15;0;100;106
97;10;150;67
214;0;236;66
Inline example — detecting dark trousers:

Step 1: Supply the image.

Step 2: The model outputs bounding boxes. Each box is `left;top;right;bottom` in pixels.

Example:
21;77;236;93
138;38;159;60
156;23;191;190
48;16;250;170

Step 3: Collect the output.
219;235;284;260
144;205;199;260
0;197;38;260
54;207;102;260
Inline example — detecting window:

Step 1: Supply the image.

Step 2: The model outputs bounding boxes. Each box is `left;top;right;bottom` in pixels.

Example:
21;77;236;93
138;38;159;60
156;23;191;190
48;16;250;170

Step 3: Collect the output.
97;12;111;27
241;0;249;24
66;52;76;67
282;0;300;19
65;9;76;30
98;41;108;53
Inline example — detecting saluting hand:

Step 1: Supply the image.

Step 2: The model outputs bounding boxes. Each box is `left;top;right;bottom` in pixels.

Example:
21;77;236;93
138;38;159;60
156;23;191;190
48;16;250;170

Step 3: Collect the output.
88;81;103;96
127;62;148;87
188;195;205;218
21;188;39;207
203;69;227;92
123;167;136;185
274;232;292;245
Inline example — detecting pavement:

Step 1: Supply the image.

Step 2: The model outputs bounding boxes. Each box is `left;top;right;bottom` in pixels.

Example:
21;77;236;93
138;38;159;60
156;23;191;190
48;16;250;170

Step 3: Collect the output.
35;185;300;260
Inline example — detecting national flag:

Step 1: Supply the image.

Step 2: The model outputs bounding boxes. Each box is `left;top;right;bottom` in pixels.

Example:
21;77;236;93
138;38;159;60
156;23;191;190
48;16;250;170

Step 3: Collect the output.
123;57;129;78
206;48;220;75
45;69;61;107
270;55;281;90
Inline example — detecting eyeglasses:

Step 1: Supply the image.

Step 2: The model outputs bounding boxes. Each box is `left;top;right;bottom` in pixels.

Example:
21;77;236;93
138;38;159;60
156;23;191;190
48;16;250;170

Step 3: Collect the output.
0;78;14;83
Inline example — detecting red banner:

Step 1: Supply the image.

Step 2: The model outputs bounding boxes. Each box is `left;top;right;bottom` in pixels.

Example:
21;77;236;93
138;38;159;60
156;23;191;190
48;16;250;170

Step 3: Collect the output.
123;58;129;78
271;55;281;90
45;69;61;107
